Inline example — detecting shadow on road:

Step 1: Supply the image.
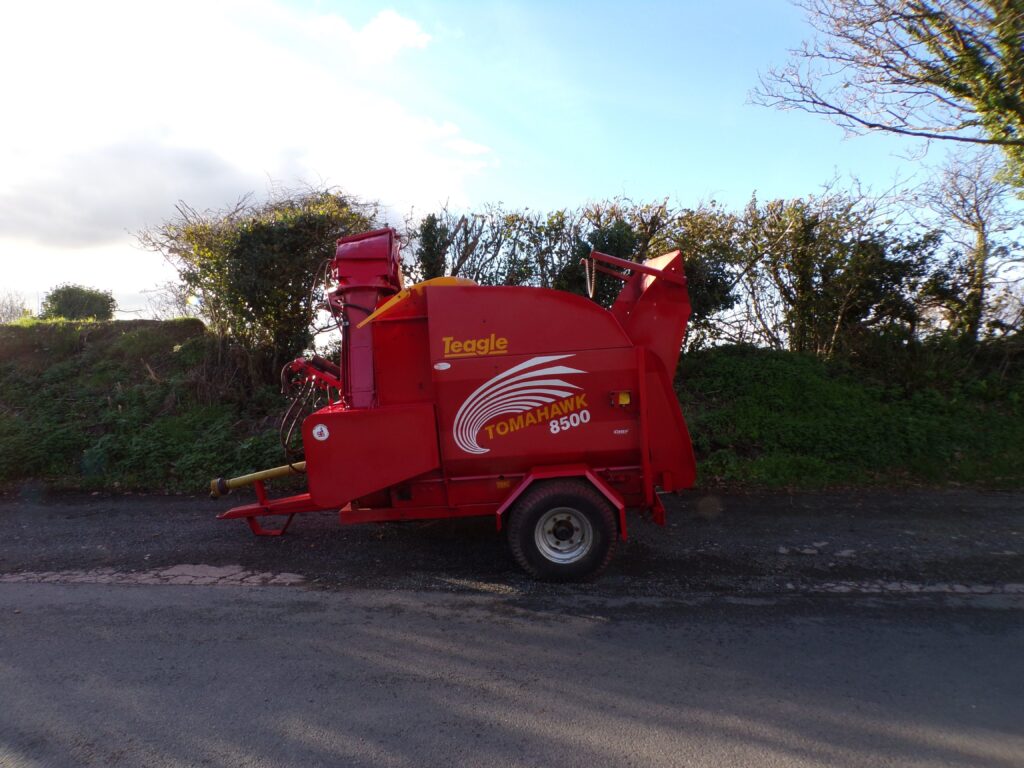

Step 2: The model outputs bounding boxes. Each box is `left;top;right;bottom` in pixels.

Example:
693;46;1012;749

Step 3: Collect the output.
1;582;1021;768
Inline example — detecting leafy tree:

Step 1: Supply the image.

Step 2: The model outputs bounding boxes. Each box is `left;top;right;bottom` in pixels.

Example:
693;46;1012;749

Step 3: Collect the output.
40;284;116;320
410;205;522;285
406;194;975;357
755;0;1024;187
408;200;741;324
406;204;566;287
567;200;741;328
556;217;640;308
495;210;546;287
140;188;376;374
738;193;938;357
413;213;450;281
518;209;580;289
651;204;742;346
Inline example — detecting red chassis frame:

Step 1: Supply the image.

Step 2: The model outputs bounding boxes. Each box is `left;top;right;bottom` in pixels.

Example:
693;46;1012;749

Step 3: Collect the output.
218;465;653;540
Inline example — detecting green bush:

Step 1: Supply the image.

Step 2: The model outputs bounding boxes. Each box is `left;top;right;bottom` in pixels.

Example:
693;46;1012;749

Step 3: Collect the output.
40;284;117;320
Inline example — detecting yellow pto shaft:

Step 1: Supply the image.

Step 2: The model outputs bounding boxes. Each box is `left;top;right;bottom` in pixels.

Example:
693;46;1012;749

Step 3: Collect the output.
209;462;306;499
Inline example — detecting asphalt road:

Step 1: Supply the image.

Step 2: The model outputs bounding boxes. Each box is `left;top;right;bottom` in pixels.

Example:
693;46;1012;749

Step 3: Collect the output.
1;489;1022;767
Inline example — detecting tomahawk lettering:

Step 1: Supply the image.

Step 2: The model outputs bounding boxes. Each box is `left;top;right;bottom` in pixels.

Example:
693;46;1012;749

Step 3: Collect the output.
453;355;585;454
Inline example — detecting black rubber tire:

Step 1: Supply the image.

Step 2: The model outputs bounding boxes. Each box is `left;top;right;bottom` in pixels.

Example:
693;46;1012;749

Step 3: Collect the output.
506;479;617;582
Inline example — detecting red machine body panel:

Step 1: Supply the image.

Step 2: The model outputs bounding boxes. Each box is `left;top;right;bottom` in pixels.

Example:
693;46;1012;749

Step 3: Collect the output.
303;403;440;507
373;315;434;405
643;352;696;491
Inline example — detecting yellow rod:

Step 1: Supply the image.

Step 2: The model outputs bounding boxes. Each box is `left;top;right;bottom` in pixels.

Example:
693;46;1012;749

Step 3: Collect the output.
209;462;305;498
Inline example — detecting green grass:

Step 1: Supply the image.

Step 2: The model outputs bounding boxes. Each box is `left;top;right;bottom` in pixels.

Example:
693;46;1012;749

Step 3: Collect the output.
1;320;1021;492
678;345;1024;488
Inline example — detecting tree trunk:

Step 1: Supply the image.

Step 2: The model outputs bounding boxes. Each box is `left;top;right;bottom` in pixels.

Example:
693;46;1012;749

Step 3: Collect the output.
962;229;989;343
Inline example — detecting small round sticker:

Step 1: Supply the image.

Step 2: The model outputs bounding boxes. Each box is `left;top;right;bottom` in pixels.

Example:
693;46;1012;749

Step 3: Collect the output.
311;423;330;441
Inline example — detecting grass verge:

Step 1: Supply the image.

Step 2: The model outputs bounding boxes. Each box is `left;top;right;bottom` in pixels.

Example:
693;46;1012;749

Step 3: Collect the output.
1;321;1021;491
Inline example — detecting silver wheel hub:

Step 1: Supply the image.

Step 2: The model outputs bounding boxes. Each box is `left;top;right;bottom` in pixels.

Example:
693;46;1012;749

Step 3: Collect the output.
535;507;593;564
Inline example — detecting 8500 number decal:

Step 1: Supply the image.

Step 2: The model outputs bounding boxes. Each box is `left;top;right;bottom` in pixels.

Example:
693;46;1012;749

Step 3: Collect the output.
549;409;591;434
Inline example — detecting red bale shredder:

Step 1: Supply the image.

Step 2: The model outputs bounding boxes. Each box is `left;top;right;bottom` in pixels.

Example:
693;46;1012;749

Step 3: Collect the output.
211;228;696;580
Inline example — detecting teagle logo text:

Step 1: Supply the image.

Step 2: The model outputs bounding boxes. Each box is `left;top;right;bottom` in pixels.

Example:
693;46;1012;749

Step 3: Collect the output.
443;334;508;358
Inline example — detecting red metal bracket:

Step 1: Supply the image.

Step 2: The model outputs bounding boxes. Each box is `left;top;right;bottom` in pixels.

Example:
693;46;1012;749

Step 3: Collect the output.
284;356;343;391
217;481;328;537
651;493;667;526
246;514;296;537
636;346;653;508
494;464;629;541
589;250;687;286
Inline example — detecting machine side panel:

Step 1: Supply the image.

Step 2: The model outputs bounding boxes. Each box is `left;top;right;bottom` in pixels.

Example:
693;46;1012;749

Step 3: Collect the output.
645;353;696;491
303;403;440;507
373;315;433;405
424;285;631;362
622;254;691;376
429;347;642;477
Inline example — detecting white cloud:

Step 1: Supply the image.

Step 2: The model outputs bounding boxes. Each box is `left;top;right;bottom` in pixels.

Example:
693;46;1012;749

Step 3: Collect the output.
290;7;431;64
0;0;493;307
0;142;260;247
446;138;493;157
0;238;179;317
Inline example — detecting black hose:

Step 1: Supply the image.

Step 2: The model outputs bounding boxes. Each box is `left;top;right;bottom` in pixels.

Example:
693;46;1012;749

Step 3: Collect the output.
340;303;375;316
279;379;314;470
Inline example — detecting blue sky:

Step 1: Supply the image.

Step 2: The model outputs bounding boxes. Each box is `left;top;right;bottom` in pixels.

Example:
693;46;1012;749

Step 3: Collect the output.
0;0;943;314
324;0;925;211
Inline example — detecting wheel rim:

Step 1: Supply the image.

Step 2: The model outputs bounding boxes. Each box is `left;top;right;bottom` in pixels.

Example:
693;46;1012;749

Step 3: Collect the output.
534;506;593;564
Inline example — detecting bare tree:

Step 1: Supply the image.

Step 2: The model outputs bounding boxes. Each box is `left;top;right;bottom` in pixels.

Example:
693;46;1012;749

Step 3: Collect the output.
985;281;1024;336
917;148;1021;340
144;281;201;321
0;290;28;323
754;1;1024;181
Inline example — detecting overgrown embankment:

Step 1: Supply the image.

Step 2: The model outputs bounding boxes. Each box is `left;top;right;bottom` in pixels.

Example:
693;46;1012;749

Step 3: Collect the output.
0;319;282;492
679;345;1024;488
1;320;1022;491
